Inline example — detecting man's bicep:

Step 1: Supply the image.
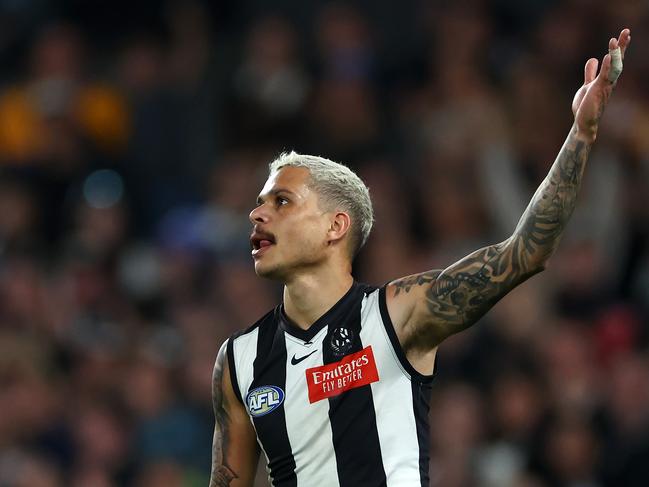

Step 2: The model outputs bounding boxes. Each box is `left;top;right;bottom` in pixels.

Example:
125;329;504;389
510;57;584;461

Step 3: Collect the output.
210;341;259;487
389;238;541;347
387;269;445;349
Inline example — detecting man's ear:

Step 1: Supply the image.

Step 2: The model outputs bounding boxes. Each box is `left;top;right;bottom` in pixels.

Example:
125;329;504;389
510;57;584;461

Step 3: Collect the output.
327;211;352;245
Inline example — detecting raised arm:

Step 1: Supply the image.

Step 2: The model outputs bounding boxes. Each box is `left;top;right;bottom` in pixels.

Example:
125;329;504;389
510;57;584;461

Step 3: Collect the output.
386;29;631;364
210;341;259;487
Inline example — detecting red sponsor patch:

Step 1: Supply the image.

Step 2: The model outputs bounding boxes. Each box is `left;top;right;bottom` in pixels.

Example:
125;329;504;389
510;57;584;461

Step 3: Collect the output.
306;346;379;403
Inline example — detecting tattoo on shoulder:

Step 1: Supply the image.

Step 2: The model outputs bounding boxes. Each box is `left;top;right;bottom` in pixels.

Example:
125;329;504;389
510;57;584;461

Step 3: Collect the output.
393;270;442;296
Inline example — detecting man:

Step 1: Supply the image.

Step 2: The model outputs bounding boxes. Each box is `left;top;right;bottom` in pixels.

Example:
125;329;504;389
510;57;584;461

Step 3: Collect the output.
210;29;631;487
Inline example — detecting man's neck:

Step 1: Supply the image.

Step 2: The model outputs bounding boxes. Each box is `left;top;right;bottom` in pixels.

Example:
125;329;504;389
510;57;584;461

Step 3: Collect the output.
283;267;354;330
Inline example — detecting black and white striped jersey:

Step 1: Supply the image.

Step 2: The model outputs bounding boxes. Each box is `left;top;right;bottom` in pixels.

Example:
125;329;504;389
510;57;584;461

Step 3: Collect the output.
226;282;434;487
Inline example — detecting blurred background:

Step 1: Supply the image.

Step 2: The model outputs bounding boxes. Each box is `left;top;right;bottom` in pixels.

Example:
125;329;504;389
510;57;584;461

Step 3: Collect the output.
0;0;647;486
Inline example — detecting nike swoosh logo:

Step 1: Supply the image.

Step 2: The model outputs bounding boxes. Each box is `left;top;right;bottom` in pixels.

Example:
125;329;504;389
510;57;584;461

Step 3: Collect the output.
291;350;317;365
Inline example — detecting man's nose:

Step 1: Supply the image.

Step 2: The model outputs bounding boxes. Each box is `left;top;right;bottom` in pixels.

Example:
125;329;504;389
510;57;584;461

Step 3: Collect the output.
249;204;269;224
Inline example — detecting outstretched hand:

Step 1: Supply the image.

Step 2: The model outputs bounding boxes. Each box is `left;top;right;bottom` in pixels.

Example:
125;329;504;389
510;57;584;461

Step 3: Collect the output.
572;28;631;142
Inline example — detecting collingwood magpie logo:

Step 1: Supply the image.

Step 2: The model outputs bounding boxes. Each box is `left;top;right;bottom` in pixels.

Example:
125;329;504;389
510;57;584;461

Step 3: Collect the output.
246;386;285;417
330;327;354;355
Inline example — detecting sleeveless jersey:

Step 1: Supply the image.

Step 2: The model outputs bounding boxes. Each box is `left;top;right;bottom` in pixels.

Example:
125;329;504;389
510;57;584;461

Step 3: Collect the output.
226;282;434;487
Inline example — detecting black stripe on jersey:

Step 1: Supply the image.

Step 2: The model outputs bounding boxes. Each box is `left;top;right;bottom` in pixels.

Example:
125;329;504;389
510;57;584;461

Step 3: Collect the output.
226;335;243;404
323;283;387;487
250;314;297;487
412;381;433;487
378;286;435;384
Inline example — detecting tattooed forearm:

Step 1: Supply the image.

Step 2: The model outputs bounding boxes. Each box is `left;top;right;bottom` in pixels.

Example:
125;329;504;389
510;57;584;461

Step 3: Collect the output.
512;126;591;266
210;342;238;487
394;127;593;343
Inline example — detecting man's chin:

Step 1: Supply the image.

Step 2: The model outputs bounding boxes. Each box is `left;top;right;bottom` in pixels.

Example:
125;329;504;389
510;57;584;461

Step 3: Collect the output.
253;261;285;281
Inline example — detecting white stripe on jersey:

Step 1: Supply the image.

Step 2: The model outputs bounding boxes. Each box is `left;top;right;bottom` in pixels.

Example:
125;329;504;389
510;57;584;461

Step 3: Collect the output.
231;327;259;405
231;327;275;482
283;329;340;487
231;326;276;486
361;291;423;487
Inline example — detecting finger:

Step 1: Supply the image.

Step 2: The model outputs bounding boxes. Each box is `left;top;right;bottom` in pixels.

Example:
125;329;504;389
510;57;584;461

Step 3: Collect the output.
618;28;631;59
584;58;598;84
596;52;613;85
607;36;623;84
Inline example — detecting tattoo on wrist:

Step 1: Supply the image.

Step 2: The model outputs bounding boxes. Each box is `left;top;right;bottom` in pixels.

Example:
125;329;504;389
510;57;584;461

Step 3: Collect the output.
210;465;238;487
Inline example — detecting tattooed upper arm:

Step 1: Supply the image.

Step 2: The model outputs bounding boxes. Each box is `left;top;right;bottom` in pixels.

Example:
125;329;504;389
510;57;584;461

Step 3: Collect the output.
391;240;541;348
390;128;592;348
210;341;259;487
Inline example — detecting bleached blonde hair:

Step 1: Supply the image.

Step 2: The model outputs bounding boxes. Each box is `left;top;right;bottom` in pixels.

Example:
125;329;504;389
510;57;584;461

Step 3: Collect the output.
269;151;374;257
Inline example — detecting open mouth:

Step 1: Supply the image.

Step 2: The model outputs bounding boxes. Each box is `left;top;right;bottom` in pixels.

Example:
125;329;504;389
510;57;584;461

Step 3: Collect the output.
250;231;276;256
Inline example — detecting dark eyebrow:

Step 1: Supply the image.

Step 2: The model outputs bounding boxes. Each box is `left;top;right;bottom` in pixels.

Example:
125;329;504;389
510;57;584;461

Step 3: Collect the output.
256;188;295;204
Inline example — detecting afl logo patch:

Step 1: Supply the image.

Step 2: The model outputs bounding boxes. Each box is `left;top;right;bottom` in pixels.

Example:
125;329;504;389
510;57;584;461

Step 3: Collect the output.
330;327;354;356
246;386;285;417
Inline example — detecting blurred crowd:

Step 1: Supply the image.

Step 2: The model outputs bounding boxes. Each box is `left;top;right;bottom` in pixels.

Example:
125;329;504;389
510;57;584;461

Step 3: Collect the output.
0;0;648;486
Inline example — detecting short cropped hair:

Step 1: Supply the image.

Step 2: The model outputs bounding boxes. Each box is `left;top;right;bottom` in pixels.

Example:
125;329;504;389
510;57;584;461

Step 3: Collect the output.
269;151;374;257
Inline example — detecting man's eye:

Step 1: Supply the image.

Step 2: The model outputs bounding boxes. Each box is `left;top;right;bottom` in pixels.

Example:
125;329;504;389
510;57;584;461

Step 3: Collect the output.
277;197;289;205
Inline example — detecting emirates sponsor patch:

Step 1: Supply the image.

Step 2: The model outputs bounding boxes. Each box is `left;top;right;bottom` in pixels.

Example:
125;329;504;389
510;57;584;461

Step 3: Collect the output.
306;346;379;403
